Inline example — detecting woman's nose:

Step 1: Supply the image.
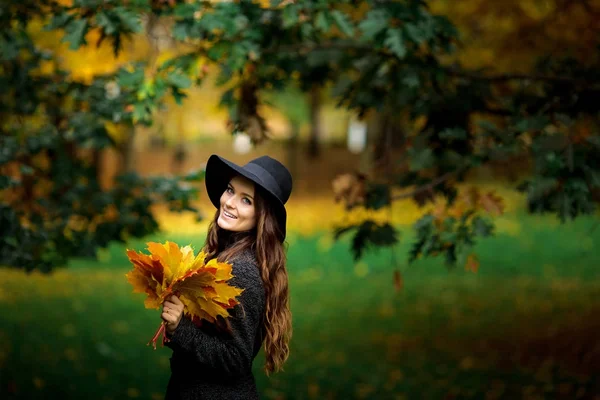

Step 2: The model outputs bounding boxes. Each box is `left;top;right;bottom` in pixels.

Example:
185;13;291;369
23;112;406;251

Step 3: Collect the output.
225;196;236;208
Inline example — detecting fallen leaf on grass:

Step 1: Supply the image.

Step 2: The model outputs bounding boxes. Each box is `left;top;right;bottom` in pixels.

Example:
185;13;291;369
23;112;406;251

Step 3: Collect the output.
393;270;403;292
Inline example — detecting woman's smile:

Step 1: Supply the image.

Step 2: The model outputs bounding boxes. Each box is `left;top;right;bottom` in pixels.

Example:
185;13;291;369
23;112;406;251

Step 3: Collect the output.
222;209;237;219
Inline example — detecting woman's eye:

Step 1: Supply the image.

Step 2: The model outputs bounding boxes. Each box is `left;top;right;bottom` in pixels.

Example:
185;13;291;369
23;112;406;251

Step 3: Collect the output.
243;198;251;205
226;187;234;194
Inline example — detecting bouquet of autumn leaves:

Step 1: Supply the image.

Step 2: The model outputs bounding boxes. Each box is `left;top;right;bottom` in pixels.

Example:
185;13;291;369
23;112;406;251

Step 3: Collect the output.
125;241;244;349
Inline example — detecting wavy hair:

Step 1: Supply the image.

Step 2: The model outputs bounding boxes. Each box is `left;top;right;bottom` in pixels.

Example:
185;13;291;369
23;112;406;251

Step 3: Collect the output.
203;183;292;375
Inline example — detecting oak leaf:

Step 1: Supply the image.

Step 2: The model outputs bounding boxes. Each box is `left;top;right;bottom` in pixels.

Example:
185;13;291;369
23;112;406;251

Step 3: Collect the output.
465;253;480;273
478;191;505;216
125;241;244;349
332;172;367;209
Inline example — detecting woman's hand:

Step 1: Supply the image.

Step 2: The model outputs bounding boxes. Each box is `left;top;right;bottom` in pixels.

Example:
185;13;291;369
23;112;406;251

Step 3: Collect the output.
162;295;185;335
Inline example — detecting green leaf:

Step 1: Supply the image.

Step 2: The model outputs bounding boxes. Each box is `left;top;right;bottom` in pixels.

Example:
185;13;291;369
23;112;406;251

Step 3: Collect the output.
365;183;390;210
228;42;250;71
514;116;550;132
45;12;72;30
444;246;457;265
300;22;314;38
315;11;330;32
439;230;456;243
477;120;500;133
172;21;191;41
408;238;425;263
472;216;494;237
439;128;467;140
96;11;117;35
358;10;388;40
527;177;558;200
555;113;573;127
19;165;34;175
404;22;429;44
219;88;236;107
587;170;600;188
62;19;89;50
174;3;201;18
132;103;149;123
4;237;18;247
384;28;406;59
0;36;19;60
585;135;600;148
333;224;357;240
171;88;187;105
282;5;299;28
402;71;420;88
369;223;399;246
117;65;145;88
331;75;353;98
307;50;332;67
349;221;398;260
408;148;434;171
183;169;206;182
331;10;354;37
166;72;192;89
558;192;573;222
207;42;230;61
114;7;142;33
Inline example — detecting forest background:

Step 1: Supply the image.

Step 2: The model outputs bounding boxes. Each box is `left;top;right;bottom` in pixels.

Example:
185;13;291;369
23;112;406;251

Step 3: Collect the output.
1;0;599;399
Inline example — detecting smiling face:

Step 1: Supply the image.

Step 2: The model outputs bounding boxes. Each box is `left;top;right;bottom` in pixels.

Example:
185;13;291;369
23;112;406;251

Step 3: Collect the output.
217;175;257;233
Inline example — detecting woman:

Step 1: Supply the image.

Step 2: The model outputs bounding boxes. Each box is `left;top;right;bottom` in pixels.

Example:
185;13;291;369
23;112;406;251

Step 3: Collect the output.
160;154;293;400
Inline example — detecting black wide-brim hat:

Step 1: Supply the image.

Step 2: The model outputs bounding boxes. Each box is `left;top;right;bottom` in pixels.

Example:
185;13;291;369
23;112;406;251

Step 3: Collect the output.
205;154;293;241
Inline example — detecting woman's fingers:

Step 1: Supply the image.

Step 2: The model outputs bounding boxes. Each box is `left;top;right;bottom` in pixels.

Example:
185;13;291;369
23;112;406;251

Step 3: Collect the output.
170;295;184;306
163;305;183;315
162;296;184;332
162;311;176;323
162;306;182;334
163;300;176;309
164;299;184;313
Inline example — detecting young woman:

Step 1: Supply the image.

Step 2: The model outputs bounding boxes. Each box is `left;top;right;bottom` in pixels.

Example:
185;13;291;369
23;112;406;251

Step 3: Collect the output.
160;154;293;400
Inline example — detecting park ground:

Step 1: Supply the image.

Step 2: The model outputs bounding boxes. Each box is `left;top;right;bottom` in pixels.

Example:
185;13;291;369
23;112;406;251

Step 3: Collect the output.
1;181;600;400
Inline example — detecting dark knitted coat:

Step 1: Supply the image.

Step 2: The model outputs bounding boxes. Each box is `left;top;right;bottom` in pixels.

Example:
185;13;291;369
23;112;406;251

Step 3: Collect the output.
164;250;266;400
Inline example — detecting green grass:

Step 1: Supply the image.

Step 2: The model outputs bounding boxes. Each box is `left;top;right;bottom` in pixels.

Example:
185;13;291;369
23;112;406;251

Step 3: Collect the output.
1;214;600;400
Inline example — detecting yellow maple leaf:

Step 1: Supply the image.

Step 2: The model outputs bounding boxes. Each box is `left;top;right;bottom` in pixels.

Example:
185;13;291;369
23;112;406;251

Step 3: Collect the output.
125;241;244;349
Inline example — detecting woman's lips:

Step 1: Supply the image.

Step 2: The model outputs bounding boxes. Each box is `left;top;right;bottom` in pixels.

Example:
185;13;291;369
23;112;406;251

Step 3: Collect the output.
223;210;237;219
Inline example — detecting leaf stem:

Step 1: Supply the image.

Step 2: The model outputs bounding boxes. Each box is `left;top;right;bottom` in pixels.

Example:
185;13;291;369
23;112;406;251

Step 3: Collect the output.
147;321;170;350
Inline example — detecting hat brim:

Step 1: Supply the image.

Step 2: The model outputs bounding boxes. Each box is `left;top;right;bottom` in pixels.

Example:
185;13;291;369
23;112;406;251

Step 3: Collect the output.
205;155;287;240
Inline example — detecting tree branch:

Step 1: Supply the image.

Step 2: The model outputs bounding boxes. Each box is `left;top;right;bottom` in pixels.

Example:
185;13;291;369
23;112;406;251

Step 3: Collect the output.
262;41;374;56
262;42;600;86
391;170;460;202
445;68;597;85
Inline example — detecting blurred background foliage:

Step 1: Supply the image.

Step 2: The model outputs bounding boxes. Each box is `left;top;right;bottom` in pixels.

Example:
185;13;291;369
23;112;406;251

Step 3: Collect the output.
1;0;599;399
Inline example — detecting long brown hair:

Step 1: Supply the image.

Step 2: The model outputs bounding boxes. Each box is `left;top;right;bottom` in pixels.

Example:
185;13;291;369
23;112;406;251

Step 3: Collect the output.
203;183;292;375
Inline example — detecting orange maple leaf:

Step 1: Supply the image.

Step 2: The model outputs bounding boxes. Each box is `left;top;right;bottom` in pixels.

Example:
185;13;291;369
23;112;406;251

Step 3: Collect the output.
125;241;244;349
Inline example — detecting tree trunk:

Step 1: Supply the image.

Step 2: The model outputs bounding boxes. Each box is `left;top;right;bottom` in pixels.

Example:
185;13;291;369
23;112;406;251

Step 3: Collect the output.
91;148;102;188
287;122;301;178
119;125;136;173
361;111;406;178
307;85;322;159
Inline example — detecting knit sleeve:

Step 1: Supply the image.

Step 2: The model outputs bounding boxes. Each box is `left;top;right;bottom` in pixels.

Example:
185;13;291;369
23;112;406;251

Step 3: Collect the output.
165;256;265;377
